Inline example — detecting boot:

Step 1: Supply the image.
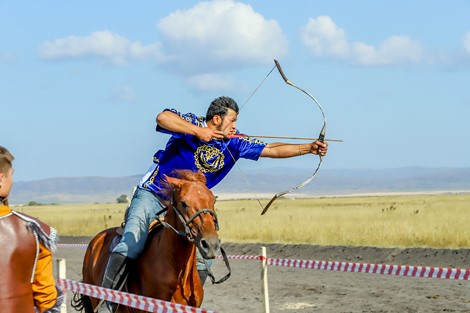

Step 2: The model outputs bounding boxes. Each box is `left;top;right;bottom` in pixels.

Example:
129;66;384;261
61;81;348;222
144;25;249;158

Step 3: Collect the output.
97;252;128;313
198;269;209;286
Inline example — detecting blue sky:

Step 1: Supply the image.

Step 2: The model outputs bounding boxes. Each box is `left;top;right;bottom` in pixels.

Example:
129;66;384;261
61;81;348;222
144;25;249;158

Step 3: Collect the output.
2;0;470;182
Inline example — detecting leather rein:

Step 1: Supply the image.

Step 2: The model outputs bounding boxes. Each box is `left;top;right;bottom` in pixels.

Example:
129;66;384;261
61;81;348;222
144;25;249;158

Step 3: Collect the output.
155;189;231;284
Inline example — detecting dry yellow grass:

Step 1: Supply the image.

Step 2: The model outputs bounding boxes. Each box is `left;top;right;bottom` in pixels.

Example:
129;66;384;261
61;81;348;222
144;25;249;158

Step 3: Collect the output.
15;193;470;248
217;193;470;248
15;203;128;236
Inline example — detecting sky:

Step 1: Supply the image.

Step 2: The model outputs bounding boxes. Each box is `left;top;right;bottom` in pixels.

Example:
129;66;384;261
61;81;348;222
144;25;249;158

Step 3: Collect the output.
1;0;470;182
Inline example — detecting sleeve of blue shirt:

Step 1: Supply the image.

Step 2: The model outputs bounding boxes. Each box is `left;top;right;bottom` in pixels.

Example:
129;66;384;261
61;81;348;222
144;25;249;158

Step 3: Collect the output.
156;108;205;137
228;136;267;161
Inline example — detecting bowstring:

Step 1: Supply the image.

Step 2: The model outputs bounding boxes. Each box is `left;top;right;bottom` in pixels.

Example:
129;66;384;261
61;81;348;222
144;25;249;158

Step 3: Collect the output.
223;144;264;210
239;64;276;111
223;63;277;210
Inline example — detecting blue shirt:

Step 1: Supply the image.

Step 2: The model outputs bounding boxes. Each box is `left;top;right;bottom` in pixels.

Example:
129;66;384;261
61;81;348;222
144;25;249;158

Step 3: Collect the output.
139;109;267;197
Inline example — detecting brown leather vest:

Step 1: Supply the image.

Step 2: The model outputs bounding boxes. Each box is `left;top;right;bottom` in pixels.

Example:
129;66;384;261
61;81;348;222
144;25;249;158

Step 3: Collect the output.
0;211;38;313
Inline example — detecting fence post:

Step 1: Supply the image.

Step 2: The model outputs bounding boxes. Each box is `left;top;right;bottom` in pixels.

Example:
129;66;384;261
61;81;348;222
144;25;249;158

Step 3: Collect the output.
56;258;67;313
261;246;270;313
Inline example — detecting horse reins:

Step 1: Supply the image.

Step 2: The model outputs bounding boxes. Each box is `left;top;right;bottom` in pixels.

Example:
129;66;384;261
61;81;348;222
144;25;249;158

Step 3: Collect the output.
155;189;231;284
155;189;219;242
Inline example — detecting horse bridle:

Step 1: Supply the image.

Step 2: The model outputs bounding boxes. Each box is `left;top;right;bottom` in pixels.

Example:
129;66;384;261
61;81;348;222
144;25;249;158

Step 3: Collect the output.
155;189;219;242
155;189;231;284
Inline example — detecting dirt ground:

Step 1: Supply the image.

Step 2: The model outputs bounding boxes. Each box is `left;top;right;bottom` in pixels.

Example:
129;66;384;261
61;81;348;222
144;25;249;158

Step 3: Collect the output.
56;237;470;313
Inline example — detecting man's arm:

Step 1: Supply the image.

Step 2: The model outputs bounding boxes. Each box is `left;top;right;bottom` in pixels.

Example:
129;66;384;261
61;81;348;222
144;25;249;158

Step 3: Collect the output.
260;141;328;158
156;110;224;142
32;243;63;312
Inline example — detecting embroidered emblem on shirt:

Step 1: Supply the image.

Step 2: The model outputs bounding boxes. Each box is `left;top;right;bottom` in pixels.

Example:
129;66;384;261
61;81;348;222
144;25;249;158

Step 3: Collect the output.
194;145;224;173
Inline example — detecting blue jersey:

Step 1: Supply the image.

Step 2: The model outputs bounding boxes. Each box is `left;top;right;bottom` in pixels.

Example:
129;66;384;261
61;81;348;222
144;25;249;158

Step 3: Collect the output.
139;109;267;197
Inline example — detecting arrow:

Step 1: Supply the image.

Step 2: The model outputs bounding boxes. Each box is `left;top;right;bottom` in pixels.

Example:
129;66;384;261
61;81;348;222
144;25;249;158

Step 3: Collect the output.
230;134;343;142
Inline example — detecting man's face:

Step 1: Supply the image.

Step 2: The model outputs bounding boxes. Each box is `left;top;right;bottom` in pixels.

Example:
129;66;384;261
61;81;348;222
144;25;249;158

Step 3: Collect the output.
216;108;238;137
0;167;14;199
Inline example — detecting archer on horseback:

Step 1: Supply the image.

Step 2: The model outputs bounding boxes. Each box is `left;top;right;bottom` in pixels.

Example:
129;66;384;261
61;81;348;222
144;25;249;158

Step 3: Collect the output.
97;96;328;313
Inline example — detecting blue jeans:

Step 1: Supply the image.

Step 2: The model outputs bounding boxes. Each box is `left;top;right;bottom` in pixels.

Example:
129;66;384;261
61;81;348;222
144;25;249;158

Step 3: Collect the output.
112;186;211;270
112;187;166;259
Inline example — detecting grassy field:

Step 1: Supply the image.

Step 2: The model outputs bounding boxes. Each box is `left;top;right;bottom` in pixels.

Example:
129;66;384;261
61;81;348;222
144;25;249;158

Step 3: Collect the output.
15;193;470;248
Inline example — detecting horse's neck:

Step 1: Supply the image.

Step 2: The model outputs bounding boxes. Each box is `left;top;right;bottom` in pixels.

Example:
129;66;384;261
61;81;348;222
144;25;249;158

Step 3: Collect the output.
129;208;202;305
147;210;196;267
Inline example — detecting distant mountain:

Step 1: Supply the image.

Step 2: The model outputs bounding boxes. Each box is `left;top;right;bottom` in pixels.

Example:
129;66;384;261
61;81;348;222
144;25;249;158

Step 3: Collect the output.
10;167;470;205
11;175;142;204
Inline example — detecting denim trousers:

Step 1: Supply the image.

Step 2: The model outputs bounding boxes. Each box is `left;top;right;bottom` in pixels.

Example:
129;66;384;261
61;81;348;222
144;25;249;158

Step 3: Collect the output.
112;186;210;270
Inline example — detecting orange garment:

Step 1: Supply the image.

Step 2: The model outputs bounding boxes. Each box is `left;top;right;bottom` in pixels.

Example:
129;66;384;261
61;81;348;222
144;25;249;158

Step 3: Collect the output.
0;204;63;313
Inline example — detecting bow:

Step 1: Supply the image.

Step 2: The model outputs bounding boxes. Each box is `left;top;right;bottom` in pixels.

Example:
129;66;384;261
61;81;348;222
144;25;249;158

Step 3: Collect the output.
260;59;327;215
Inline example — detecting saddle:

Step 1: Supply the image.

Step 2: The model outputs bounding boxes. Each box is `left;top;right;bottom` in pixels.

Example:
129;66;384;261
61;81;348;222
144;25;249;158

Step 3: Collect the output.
110;218;164;252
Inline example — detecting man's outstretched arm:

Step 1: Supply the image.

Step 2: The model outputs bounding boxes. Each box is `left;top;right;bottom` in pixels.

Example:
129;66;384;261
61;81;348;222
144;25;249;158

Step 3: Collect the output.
260;141;328;158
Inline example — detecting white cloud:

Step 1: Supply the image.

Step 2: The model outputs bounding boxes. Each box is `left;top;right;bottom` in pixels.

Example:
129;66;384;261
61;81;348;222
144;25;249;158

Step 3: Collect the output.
352;35;424;66
39;30;162;66
157;0;288;73
37;1;289;91
300;16;349;59
301;16;424;66
464;32;470;54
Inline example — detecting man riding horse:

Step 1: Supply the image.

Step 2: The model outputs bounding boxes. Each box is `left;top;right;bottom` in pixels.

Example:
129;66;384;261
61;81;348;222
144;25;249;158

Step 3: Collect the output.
97;96;328;312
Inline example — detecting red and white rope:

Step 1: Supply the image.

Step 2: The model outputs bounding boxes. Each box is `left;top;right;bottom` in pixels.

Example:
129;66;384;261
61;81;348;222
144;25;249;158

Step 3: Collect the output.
264;257;470;280
58;243;89;249
58;278;217;313
225;254;260;261
58;243;470;280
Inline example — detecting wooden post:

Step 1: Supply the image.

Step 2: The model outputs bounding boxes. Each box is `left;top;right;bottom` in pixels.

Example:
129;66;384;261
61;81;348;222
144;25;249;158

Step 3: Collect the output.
261;246;270;313
56;258;67;313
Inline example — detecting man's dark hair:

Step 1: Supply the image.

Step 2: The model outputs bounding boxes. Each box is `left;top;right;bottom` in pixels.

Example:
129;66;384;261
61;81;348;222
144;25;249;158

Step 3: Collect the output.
0;146;14;174
206;96;239;121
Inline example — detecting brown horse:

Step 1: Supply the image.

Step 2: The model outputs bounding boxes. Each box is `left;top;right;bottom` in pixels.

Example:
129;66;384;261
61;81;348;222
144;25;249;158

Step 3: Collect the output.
73;170;221;312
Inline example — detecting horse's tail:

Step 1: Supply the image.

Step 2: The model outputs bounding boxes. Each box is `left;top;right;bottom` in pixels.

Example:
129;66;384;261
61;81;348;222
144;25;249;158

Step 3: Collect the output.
71;289;94;313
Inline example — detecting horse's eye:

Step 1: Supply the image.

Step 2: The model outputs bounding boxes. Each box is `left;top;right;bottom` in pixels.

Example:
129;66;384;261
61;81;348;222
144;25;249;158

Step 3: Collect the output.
180;201;188;210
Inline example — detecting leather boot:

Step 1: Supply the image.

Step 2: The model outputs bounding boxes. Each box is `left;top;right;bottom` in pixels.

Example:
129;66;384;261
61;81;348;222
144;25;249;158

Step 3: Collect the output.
97;252;128;313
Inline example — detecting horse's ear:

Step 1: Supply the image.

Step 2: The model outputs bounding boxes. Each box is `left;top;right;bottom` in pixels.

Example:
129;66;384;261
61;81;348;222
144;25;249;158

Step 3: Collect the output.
164;174;183;189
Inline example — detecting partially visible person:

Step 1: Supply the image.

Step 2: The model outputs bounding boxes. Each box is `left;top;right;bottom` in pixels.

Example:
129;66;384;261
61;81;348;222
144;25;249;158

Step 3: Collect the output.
0;146;64;313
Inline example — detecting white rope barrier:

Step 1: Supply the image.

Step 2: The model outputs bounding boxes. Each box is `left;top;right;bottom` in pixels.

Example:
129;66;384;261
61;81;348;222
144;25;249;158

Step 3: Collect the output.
58;243;470;281
58;243;89;249
264;256;470;280
58;278;217;313
56;243;470;313
57;243;470;313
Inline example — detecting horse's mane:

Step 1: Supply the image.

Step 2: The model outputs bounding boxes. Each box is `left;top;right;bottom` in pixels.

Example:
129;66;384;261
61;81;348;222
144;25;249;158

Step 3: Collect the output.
160;170;207;199
173;169;207;183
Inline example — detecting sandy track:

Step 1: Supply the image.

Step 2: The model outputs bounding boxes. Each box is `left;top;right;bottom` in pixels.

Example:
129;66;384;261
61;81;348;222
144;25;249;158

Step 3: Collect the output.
56;237;470;312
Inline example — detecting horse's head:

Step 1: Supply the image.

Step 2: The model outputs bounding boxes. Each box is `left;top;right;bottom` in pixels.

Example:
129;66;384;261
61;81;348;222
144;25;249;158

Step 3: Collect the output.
164;170;220;259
